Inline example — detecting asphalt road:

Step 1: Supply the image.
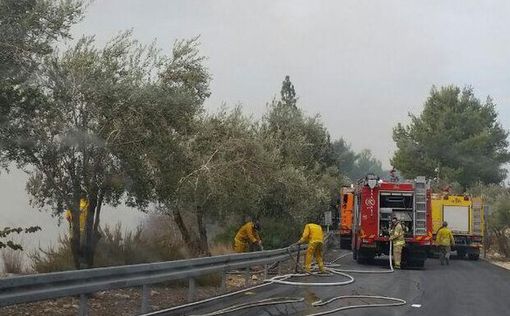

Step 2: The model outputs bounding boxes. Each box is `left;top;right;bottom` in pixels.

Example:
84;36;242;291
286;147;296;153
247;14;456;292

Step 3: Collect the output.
157;249;510;316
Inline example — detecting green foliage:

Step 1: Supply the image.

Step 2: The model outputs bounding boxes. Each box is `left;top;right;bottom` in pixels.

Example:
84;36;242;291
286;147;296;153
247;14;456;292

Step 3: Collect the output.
0;31;211;267
0;0;83;82
146;76;342;254
351;149;384;180
331;140;384;182
175;107;271;220
212;224;238;245
260;215;301;249
279;75;297;109
261;99;335;172
392;85;510;189
489;192;510;258
468;183;510;257
331;139;357;177
491;194;510;230
0;1;358;260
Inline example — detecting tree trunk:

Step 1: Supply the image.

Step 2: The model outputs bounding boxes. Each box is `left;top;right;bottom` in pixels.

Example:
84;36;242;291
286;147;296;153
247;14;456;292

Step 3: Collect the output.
172;206;196;254
84;192;98;268
195;206;210;256
70;196;81;270
90;192;104;266
69;156;83;269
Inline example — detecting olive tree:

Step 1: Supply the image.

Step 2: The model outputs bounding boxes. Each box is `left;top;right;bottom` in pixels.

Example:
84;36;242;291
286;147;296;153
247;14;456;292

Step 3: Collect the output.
0;33;210;268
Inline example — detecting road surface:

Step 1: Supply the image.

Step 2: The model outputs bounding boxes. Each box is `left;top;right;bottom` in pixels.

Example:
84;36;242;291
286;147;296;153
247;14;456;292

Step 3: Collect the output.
155;249;510;316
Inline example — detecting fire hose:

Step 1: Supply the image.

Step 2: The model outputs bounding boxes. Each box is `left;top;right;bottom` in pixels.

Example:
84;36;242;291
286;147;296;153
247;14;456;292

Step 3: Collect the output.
145;241;406;316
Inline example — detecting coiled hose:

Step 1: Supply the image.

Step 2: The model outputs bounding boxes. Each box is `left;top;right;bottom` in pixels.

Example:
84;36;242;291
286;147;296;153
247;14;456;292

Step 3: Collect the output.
144;241;406;316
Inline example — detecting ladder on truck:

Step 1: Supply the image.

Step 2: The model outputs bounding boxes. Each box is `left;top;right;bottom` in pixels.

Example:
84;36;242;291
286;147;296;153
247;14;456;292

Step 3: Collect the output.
414;176;427;235
472;199;483;235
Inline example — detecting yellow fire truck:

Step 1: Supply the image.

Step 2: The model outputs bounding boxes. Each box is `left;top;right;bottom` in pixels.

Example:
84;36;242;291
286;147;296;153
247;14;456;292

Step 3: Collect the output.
431;194;484;260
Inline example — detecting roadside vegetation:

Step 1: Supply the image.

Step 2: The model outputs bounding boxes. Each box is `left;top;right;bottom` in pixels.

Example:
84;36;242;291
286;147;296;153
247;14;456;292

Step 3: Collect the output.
393;88;510;259
29;221;187;273
1;0;509;272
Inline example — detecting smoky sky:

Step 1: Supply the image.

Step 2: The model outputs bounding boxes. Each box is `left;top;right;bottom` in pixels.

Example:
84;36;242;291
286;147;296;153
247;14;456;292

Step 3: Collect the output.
1;0;510;252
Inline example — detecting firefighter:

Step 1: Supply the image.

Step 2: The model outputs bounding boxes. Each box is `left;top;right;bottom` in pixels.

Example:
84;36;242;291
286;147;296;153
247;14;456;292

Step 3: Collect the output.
296;217;325;273
389;216;405;269
435;221;455;265
64;198;89;237
233;219;262;253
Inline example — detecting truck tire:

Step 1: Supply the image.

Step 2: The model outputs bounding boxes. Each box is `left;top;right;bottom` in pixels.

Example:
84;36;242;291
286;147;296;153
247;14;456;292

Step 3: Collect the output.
457;249;466;259
407;259;425;268
356;254;371;264
468;253;480;261
340;238;351;250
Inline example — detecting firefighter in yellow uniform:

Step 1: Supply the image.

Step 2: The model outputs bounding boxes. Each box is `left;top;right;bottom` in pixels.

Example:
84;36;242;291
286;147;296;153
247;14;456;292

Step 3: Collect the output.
389;217;405;269
233;220;262;253
435;221;455;265
297;220;325;273
64;198;89;235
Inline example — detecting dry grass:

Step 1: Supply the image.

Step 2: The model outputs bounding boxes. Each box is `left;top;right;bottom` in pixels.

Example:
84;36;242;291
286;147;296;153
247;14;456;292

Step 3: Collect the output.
29;221;188;273
29;235;74;273
1;248;25;274
210;243;233;256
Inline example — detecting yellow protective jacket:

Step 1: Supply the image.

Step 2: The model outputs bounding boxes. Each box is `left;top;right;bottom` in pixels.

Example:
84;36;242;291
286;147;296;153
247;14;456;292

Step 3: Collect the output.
390;222;405;246
235;222;261;244
299;223;324;244
64;199;89;233
436;227;455;246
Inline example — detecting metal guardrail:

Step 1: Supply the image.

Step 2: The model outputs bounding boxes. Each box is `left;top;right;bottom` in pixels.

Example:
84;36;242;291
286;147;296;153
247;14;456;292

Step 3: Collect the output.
0;246;303;315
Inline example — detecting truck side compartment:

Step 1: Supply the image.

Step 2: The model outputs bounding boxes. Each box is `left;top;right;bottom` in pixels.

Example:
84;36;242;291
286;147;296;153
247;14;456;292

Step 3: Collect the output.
339;187;354;249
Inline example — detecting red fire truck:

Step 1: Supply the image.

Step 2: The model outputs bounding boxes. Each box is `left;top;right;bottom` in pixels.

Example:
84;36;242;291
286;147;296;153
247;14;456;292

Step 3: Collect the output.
352;174;433;267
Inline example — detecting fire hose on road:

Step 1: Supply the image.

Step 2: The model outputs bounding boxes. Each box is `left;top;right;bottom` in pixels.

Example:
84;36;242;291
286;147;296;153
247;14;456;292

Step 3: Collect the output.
145;241;407;316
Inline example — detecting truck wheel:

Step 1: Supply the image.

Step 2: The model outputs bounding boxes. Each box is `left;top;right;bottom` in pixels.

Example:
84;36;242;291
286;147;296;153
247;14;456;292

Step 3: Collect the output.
356;254;369;264
457;250;466;259
410;260;425;268
340;238;351;250
468;254;480;261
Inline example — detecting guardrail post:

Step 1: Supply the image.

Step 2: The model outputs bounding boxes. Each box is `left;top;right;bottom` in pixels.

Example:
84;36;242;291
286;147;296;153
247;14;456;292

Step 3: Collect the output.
277;261;282;275
244;267;251;286
220;270;227;293
264;264;268;280
188;278;196;302
79;294;88;316
141;284;150;313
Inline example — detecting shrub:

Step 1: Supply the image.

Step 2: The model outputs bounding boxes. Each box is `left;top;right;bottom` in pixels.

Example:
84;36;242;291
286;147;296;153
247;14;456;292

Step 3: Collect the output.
29;235;74;273
260;216;301;250
30;220;187;273
1;248;26;274
213;216;301;251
